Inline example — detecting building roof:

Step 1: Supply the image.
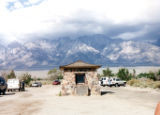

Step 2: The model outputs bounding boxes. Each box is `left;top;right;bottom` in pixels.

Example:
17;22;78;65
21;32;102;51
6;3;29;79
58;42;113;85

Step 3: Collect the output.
60;60;101;69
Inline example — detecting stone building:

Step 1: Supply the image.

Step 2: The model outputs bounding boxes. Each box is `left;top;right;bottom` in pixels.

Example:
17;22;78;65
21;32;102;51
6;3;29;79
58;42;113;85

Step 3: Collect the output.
60;60;101;96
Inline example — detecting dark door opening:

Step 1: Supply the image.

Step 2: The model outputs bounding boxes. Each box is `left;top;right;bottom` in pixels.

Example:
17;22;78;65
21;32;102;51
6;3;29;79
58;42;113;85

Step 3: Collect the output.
75;74;85;84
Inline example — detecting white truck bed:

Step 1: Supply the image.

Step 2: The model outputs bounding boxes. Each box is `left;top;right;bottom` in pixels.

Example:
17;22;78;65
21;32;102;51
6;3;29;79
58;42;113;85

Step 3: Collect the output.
7;79;20;90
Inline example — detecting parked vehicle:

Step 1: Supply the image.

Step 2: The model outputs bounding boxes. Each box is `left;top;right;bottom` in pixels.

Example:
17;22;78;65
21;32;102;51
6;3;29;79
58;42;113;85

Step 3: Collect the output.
31;82;42;87
99;77;110;86
7;79;25;92
110;78;126;87
0;76;7;95
53;80;61;85
99;77;126;87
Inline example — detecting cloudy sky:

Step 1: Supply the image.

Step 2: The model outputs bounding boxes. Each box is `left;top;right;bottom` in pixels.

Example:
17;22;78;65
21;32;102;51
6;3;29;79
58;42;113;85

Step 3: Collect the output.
0;0;160;43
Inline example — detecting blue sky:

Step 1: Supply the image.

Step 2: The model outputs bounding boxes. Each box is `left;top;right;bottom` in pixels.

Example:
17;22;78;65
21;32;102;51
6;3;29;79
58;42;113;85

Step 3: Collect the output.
7;0;43;10
0;0;160;43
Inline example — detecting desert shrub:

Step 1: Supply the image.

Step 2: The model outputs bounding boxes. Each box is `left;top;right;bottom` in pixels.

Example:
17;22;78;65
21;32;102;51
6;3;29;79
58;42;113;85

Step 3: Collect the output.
59;91;62;96
57;74;63;80
37;78;42;81
127;79;139;86
153;82;160;89
137;72;156;81
41;80;52;85
20;73;32;86
137;73;148;78
32;77;43;81
117;68;132;81
127;78;160;89
48;68;63;80
148;72;156;81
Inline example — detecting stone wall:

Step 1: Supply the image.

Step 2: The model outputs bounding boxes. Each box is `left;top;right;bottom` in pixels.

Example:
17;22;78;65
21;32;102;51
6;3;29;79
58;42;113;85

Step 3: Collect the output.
61;71;101;96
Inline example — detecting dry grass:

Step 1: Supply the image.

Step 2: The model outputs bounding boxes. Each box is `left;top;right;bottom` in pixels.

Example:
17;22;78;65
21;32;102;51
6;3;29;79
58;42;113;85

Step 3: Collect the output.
127;78;160;89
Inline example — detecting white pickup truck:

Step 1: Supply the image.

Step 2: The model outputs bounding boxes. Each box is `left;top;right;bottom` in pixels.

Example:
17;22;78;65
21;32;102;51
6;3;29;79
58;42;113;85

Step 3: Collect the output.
110;78;126;87
7;79;21;91
99;77;126;87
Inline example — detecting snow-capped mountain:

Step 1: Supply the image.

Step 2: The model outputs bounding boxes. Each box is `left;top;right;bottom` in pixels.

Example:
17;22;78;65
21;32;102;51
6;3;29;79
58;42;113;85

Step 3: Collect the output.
0;34;160;70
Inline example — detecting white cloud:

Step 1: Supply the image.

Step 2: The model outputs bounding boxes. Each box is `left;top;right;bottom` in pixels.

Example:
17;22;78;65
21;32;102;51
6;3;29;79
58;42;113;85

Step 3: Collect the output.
25;60;37;67
107;54;119;61
13;1;23;9
41;61;48;65
25;42;38;49
113;30;146;40
39;41;52;49
0;0;160;42
112;25;150;40
28;0;42;4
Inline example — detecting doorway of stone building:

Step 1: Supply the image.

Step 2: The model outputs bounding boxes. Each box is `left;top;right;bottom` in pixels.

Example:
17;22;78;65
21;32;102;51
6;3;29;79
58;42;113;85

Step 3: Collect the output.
75;73;85;84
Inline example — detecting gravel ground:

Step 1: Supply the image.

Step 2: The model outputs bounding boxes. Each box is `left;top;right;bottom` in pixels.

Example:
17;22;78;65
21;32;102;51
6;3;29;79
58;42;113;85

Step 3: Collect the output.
0;85;159;115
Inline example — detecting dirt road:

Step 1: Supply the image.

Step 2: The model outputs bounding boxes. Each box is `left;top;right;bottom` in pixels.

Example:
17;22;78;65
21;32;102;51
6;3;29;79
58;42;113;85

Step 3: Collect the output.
0;85;159;115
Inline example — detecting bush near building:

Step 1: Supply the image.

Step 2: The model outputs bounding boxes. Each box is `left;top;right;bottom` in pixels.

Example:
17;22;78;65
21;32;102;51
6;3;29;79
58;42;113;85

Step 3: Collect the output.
127;69;160;89
137;72;157;81
128;78;160;89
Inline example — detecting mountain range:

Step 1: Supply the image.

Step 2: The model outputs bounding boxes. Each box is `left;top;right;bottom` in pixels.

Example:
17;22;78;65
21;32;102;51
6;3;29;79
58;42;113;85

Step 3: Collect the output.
0;34;160;70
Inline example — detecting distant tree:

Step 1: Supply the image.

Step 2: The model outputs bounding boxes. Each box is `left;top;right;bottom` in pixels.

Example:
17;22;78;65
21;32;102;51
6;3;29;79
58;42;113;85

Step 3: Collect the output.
7;70;16;79
133;69;136;78
137;73;148;78
48;68;57;75
148;72;156;81
103;68;114;77
156;70;160;80
137;72;156;81
157;70;160;75
20;73;32;86
117;68;132;81
48;68;63;80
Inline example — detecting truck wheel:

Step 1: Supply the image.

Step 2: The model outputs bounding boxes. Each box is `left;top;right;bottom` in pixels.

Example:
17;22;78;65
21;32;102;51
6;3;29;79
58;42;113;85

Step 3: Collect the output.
2;90;6;95
115;83;119;87
123;83;126;87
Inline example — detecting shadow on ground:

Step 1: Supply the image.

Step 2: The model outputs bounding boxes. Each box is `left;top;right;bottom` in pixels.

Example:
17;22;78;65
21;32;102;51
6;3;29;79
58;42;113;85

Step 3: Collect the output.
5;92;16;96
0;92;15;97
101;91;115;95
